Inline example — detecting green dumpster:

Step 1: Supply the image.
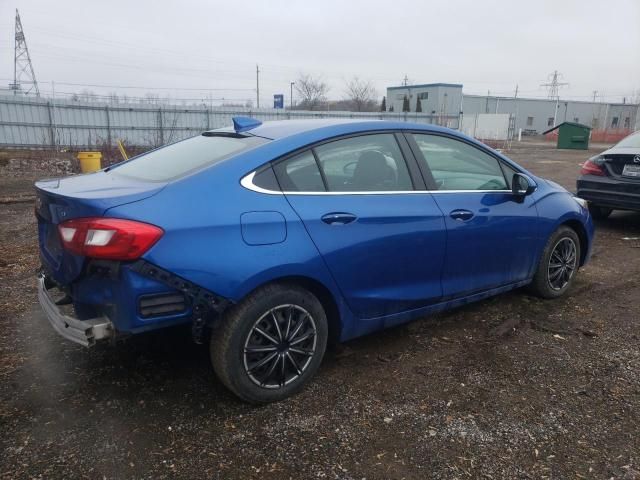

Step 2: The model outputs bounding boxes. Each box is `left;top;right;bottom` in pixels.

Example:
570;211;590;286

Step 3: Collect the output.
543;121;591;150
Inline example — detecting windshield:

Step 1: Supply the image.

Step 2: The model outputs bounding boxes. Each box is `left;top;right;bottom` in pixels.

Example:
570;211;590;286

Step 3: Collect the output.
109;134;267;181
615;131;640;148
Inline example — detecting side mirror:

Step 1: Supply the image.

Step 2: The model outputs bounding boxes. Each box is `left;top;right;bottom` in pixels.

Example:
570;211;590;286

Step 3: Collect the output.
512;173;537;197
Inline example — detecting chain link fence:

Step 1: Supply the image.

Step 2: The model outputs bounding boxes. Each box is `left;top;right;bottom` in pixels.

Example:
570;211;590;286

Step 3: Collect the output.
0;94;461;149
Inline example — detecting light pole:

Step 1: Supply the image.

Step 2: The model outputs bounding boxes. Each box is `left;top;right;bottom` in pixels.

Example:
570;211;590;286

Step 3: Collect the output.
290;82;295;110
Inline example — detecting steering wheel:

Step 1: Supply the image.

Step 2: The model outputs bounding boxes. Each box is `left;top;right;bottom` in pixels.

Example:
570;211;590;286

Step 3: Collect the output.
343;161;358;176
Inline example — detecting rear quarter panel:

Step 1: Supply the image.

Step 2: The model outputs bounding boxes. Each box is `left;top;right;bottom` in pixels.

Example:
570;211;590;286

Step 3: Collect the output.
105;158;356;338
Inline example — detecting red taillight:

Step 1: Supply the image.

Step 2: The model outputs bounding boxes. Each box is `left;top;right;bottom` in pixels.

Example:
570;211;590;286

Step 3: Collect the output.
58;218;163;260
581;159;606;176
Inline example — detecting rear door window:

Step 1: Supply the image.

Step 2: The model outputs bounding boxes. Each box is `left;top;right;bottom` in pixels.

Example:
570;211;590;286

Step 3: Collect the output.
273;151;326;192
110;134;266;182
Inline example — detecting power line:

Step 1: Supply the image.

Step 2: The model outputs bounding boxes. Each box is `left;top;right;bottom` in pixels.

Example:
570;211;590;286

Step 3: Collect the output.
1;15;636;101
2;75;632;104
37;89;254;103
38;81;255;92
14;26;381;81
5;26;401;83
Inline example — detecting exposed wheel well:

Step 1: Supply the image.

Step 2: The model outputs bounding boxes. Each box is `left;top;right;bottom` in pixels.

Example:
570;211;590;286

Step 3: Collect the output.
257;276;342;344
562;220;588;266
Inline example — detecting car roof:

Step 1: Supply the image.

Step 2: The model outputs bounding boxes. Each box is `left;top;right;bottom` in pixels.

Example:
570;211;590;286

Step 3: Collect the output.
193;117;533;182
208;118;453;141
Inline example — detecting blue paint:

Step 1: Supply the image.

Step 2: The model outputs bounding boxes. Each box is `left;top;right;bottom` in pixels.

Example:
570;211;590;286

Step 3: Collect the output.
232;116;262;132
35;119;594;343
240;211;287;245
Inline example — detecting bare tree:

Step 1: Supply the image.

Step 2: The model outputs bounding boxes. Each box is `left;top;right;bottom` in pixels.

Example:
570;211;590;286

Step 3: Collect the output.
344;77;377;111
144;93;161;105
78;89;96;103
295;74;328;110
222;101;247;108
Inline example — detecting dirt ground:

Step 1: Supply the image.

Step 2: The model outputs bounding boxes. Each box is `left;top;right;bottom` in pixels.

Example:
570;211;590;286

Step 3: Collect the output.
0;140;639;479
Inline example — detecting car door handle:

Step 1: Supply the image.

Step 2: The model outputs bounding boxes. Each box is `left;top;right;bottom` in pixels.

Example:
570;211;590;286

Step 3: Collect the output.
449;209;474;221
321;212;357;225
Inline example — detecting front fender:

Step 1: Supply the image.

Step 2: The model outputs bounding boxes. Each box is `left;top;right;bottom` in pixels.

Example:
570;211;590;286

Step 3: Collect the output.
532;186;594;266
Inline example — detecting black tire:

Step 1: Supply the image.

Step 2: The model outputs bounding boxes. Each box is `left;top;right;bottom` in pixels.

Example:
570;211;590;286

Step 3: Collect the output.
210;283;328;403
529;226;581;299
588;203;612;220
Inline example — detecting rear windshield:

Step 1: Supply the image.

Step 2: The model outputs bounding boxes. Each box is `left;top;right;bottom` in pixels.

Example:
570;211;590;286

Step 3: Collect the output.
109;134;267;181
615;131;640;148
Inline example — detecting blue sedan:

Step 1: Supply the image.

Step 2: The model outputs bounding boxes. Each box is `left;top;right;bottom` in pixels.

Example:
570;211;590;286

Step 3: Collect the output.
36;117;594;402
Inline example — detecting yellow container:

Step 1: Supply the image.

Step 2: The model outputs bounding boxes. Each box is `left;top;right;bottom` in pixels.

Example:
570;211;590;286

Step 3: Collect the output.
77;151;102;173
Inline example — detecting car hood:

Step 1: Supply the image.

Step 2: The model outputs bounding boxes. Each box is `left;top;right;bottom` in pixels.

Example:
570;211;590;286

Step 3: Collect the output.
543;178;569;193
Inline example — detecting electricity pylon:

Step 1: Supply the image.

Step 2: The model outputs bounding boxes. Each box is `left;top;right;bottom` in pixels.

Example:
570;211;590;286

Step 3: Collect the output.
540;70;568;100
9;9;40;96
540;71;569;127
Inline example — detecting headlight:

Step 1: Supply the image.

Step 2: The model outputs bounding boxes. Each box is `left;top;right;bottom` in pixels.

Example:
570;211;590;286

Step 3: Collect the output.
573;196;588;208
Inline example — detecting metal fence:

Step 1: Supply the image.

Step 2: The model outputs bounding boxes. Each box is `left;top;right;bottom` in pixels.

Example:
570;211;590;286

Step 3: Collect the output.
0;94;461;149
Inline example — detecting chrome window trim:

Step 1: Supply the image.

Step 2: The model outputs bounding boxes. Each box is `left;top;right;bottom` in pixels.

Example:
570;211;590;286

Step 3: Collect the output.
240;171;282;195
241;171;512;196
283;190;426;195
427;190;512;194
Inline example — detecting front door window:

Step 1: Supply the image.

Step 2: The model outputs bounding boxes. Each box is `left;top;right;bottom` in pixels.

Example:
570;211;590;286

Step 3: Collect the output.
314;134;413;192
412;134;508;191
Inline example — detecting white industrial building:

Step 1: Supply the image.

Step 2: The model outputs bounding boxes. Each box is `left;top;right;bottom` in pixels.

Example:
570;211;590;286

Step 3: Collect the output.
386;83;639;135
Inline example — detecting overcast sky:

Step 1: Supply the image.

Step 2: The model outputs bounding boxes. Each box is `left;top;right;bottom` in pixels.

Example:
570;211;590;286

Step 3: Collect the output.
0;0;638;105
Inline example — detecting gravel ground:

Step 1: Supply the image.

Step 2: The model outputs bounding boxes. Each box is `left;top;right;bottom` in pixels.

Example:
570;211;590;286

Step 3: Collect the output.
0;140;639;479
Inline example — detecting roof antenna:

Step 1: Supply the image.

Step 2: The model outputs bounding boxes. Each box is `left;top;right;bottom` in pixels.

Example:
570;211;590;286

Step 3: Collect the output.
232;116;262;133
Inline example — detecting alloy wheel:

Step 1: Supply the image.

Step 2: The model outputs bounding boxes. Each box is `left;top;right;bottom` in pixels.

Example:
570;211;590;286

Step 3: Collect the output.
243;304;317;389
547;237;577;291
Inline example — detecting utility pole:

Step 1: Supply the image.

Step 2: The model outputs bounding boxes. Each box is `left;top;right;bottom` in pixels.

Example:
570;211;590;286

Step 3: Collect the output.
508;84;520;146
591;90;598;128
402;75;409;86
256;64;260;109
514;84;519;133
9;9;40;96
50;80;58;150
290;81;295;109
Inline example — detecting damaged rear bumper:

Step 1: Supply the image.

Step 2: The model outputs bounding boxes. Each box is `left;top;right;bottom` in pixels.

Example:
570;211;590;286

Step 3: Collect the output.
38;274;113;347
